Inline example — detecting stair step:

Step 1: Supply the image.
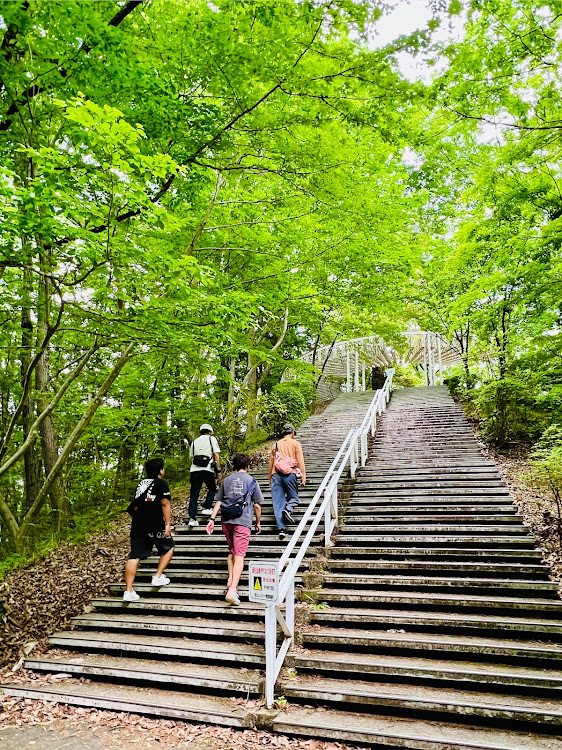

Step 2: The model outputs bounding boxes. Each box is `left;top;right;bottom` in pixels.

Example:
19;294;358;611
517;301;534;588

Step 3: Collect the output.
300;627;562;663
310;607;562;636
302;588;562;613
24;654;263;694
323;560;550;577
333;537;535;547
274;705;562;749
279;675;562;726
290;650;562;690
321;574;557;594
0;682;253;727
91;595;266;619
49;631;265;665
106;583;256;598
329;546;543;559
74;611;265;639
339;517;523;524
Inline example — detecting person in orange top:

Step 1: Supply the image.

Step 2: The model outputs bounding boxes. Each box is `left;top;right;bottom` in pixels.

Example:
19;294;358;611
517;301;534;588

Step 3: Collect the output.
268;423;306;540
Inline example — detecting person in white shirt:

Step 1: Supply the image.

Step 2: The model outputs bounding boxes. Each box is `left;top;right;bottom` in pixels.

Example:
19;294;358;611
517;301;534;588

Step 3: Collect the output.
187;423;221;527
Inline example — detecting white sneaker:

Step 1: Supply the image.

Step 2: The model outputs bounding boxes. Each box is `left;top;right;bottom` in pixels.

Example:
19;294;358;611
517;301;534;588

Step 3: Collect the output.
151;574;170;586
225;589;240;606
188;519;199;527
123;590;140;602
201;508;213;516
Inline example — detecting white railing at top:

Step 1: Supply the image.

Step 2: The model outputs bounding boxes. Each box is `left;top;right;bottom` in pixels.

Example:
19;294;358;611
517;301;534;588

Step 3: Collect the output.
263;369;394;707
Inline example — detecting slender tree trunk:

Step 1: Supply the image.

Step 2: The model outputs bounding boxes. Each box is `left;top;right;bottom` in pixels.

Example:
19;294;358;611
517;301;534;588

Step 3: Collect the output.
20;266;40;514
112;437;136;502
35;257;68;531
18;343;135;540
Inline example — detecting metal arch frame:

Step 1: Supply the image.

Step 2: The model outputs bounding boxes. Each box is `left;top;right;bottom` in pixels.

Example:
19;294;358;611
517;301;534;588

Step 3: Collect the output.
287;331;461;397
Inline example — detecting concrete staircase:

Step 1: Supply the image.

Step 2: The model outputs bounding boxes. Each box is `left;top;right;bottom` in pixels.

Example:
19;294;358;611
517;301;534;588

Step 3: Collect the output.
0;393;374;729
274;386;562;749
4;385;562;749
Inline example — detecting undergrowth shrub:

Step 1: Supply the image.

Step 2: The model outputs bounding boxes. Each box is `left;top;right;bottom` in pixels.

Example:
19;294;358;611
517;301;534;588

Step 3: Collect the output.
473;378;540;445
259;382;311;436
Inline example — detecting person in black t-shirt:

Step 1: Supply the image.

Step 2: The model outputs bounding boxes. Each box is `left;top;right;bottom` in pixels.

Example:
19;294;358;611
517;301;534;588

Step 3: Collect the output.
124;457;174;602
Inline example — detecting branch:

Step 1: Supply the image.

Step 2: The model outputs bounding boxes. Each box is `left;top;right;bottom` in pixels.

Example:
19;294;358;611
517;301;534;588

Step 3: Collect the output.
257;308;290;389
18;342;135;534
316;335;338;388
0;340;98;480
0;492;20;543
445;106;562;132
187;171;224;253
84;2;329;234
0;1;144;132
0;301;65;462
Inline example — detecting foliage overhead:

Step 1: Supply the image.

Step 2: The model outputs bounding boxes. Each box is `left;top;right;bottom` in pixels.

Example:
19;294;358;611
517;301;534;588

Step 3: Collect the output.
2;0;561;562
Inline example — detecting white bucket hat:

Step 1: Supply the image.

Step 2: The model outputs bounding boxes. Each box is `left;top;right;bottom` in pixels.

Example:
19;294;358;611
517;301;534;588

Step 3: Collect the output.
199;423;214;433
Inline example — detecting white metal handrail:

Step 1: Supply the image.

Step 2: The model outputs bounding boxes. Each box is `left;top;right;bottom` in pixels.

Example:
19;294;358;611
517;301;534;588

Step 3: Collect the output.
263;369;394;707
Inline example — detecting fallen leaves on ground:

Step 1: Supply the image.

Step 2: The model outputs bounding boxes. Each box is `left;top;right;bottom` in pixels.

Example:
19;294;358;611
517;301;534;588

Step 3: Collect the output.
0;694;357;750
0;496;190;669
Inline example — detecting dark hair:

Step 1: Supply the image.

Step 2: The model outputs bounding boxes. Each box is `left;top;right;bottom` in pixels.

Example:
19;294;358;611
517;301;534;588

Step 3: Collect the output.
232;453;250;471
200;429;211;435
145;457;164;479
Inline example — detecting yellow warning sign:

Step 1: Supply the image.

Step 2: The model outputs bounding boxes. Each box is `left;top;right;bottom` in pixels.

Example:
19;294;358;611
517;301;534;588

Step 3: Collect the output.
248;560;279;603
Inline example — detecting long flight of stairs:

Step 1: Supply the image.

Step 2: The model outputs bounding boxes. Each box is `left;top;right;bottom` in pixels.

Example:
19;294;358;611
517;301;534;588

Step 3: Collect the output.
0;393;374;728
274;386;562;749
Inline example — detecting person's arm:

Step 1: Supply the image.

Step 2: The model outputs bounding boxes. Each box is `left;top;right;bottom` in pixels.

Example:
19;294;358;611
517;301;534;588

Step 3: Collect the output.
161;498;172;537
212;437;220;469
296;442;306;484
253;481;264;534
206;499;222;535
206;483;223;535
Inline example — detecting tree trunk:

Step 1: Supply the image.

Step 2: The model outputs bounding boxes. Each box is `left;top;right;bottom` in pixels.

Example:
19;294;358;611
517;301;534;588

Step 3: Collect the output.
36;259;68;532
20;266;40;515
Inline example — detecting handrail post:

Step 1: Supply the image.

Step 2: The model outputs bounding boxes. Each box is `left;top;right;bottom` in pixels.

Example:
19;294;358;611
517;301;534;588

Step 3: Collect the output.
360;431;367;466
265;604;277;708
324;485;331;545
286;580;295;638
332;481;338;529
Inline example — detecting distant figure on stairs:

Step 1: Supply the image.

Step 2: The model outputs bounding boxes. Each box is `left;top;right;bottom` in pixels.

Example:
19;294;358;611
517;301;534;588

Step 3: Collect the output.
187;423;221;527
205;453;263;605
123;457;174;602
269;423;307;541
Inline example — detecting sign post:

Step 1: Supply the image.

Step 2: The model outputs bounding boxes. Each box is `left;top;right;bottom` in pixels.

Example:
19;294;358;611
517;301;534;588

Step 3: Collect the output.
248;560;279;604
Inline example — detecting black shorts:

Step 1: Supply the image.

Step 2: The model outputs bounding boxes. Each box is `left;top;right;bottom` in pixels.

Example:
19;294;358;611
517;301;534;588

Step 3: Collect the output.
129;531;174;560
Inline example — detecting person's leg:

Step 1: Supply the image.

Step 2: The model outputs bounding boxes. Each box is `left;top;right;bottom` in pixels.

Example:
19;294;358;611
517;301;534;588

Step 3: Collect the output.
227;553;234;589
226;526;250;604
284;473;300;512
188;471;204;519
222;524;235;590
125;558;139;592
271;473;286;531
202;470;217;509
155;547;174;577
231;555;244;591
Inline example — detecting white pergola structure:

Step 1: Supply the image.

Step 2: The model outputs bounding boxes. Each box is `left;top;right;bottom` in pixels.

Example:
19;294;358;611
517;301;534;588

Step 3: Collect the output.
288;332;462;401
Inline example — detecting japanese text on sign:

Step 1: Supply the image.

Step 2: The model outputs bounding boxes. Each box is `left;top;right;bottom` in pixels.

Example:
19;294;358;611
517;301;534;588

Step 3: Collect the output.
248;560;279;603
